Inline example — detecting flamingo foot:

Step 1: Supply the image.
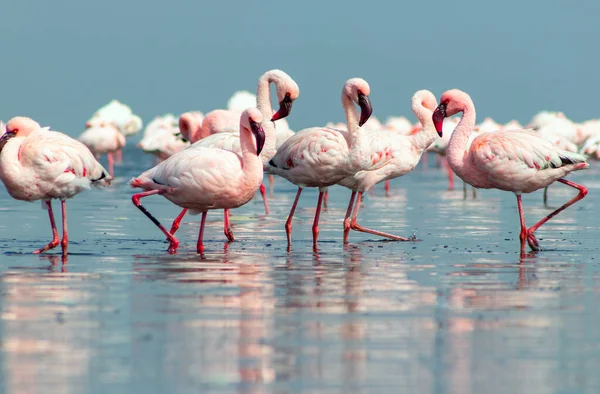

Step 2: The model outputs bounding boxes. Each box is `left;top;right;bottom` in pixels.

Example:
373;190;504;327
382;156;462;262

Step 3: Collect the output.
225;227;235;242
526;230;540;251
33;237;60;254
168;239;179;254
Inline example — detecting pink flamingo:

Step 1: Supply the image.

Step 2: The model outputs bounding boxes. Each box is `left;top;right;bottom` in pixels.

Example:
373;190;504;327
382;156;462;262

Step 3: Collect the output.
432;89;588;251
78;118;126;176
130;108;266;254
268;78;373;249
166;70;299;240
339;90;439;243
0;117;112;257
178;111;205;143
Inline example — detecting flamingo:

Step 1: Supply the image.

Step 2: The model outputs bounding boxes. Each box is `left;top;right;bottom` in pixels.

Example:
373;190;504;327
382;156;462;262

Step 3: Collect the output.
432;89;588;251
89;99;142;162
130;108;266;254
0;117;112;257
268;78;373;249
178;111;205;144
339;90;439;243
227;90;257;112
138;114;189;161
78;118;126;176
165;70;299;238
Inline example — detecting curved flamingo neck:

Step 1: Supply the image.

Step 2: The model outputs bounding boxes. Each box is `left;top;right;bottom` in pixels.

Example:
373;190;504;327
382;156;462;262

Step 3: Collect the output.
342;94;360;144
256;74;277;160
447;104;476;175
411;104;437;151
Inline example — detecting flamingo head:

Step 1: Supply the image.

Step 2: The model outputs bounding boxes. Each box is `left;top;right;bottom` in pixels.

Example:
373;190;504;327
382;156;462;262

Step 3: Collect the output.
343;78;373;127
269;70;300;121
243;108;266;156
1;117;41;150
433;89;474;137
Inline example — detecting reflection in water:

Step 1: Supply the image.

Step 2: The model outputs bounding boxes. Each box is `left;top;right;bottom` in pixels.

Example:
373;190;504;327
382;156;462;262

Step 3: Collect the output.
0;256;92;394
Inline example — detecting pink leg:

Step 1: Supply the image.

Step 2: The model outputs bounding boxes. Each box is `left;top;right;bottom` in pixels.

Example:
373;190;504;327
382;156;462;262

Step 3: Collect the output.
108;152;114;176
60;200;69;257
526;179;588;250
444;157;454;190
132;190;179;253
385;180;390;197
285;188;302;248
169;208;188;235
323;189;329;209
259;183;270;214
343;191;357;244
350;192;414;241
197;211;207;253
516;194;528;252
269;174;275;196
116;149;123;163
33;201;60;254
224;209;234;242
312;191;325;248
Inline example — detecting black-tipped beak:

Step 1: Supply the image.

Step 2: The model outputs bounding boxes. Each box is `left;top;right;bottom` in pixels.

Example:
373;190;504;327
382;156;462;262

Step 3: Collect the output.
0;131;16;152
357;92;373;127
250;120;266;156
271;94;293;121
432;103;447;137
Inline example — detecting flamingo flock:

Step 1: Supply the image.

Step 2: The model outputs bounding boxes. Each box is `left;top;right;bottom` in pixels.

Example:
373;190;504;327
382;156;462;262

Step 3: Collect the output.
0;69;596;257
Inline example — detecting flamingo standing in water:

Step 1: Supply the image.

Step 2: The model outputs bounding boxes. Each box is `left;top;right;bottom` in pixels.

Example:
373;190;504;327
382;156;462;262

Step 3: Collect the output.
268;78;373;249
78;118;126;176
432;89;588;251
339;90;439;243
130;109;266;254
166;69;299;240
0;117;112;257
192;70;299;215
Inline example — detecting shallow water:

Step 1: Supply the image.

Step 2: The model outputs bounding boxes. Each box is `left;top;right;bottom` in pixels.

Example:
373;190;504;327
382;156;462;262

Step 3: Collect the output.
1;146;600;394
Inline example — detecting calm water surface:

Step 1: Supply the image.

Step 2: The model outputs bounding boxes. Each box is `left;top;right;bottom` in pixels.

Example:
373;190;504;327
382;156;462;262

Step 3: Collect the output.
1;146;599;394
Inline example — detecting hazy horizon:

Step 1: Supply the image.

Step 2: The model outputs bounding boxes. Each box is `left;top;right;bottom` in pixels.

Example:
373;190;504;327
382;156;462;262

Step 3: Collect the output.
2;0;599;137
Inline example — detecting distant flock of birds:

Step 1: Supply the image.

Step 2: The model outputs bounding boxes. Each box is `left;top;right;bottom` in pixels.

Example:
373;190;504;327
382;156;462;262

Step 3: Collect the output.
0;69;596;258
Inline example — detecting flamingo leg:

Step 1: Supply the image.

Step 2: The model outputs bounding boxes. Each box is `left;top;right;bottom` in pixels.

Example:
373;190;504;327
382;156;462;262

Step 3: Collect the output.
285;188;302;247
259;183;270;214
132;190;179;253
516;194;528;252
33;201;60;254
472;187;477;199
60;200;69;257
116;149;123;163
343;191;358;244
224;209;234;242
323;188;329;209
269;174;275;196
350;192;413;241
463;181;467;199
197;211;207;253
312;191;325;248
444;157;454;190
385;180;390;197
543;186;549;207
169;208;188;235
107;152;114;176
526;179;588;250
